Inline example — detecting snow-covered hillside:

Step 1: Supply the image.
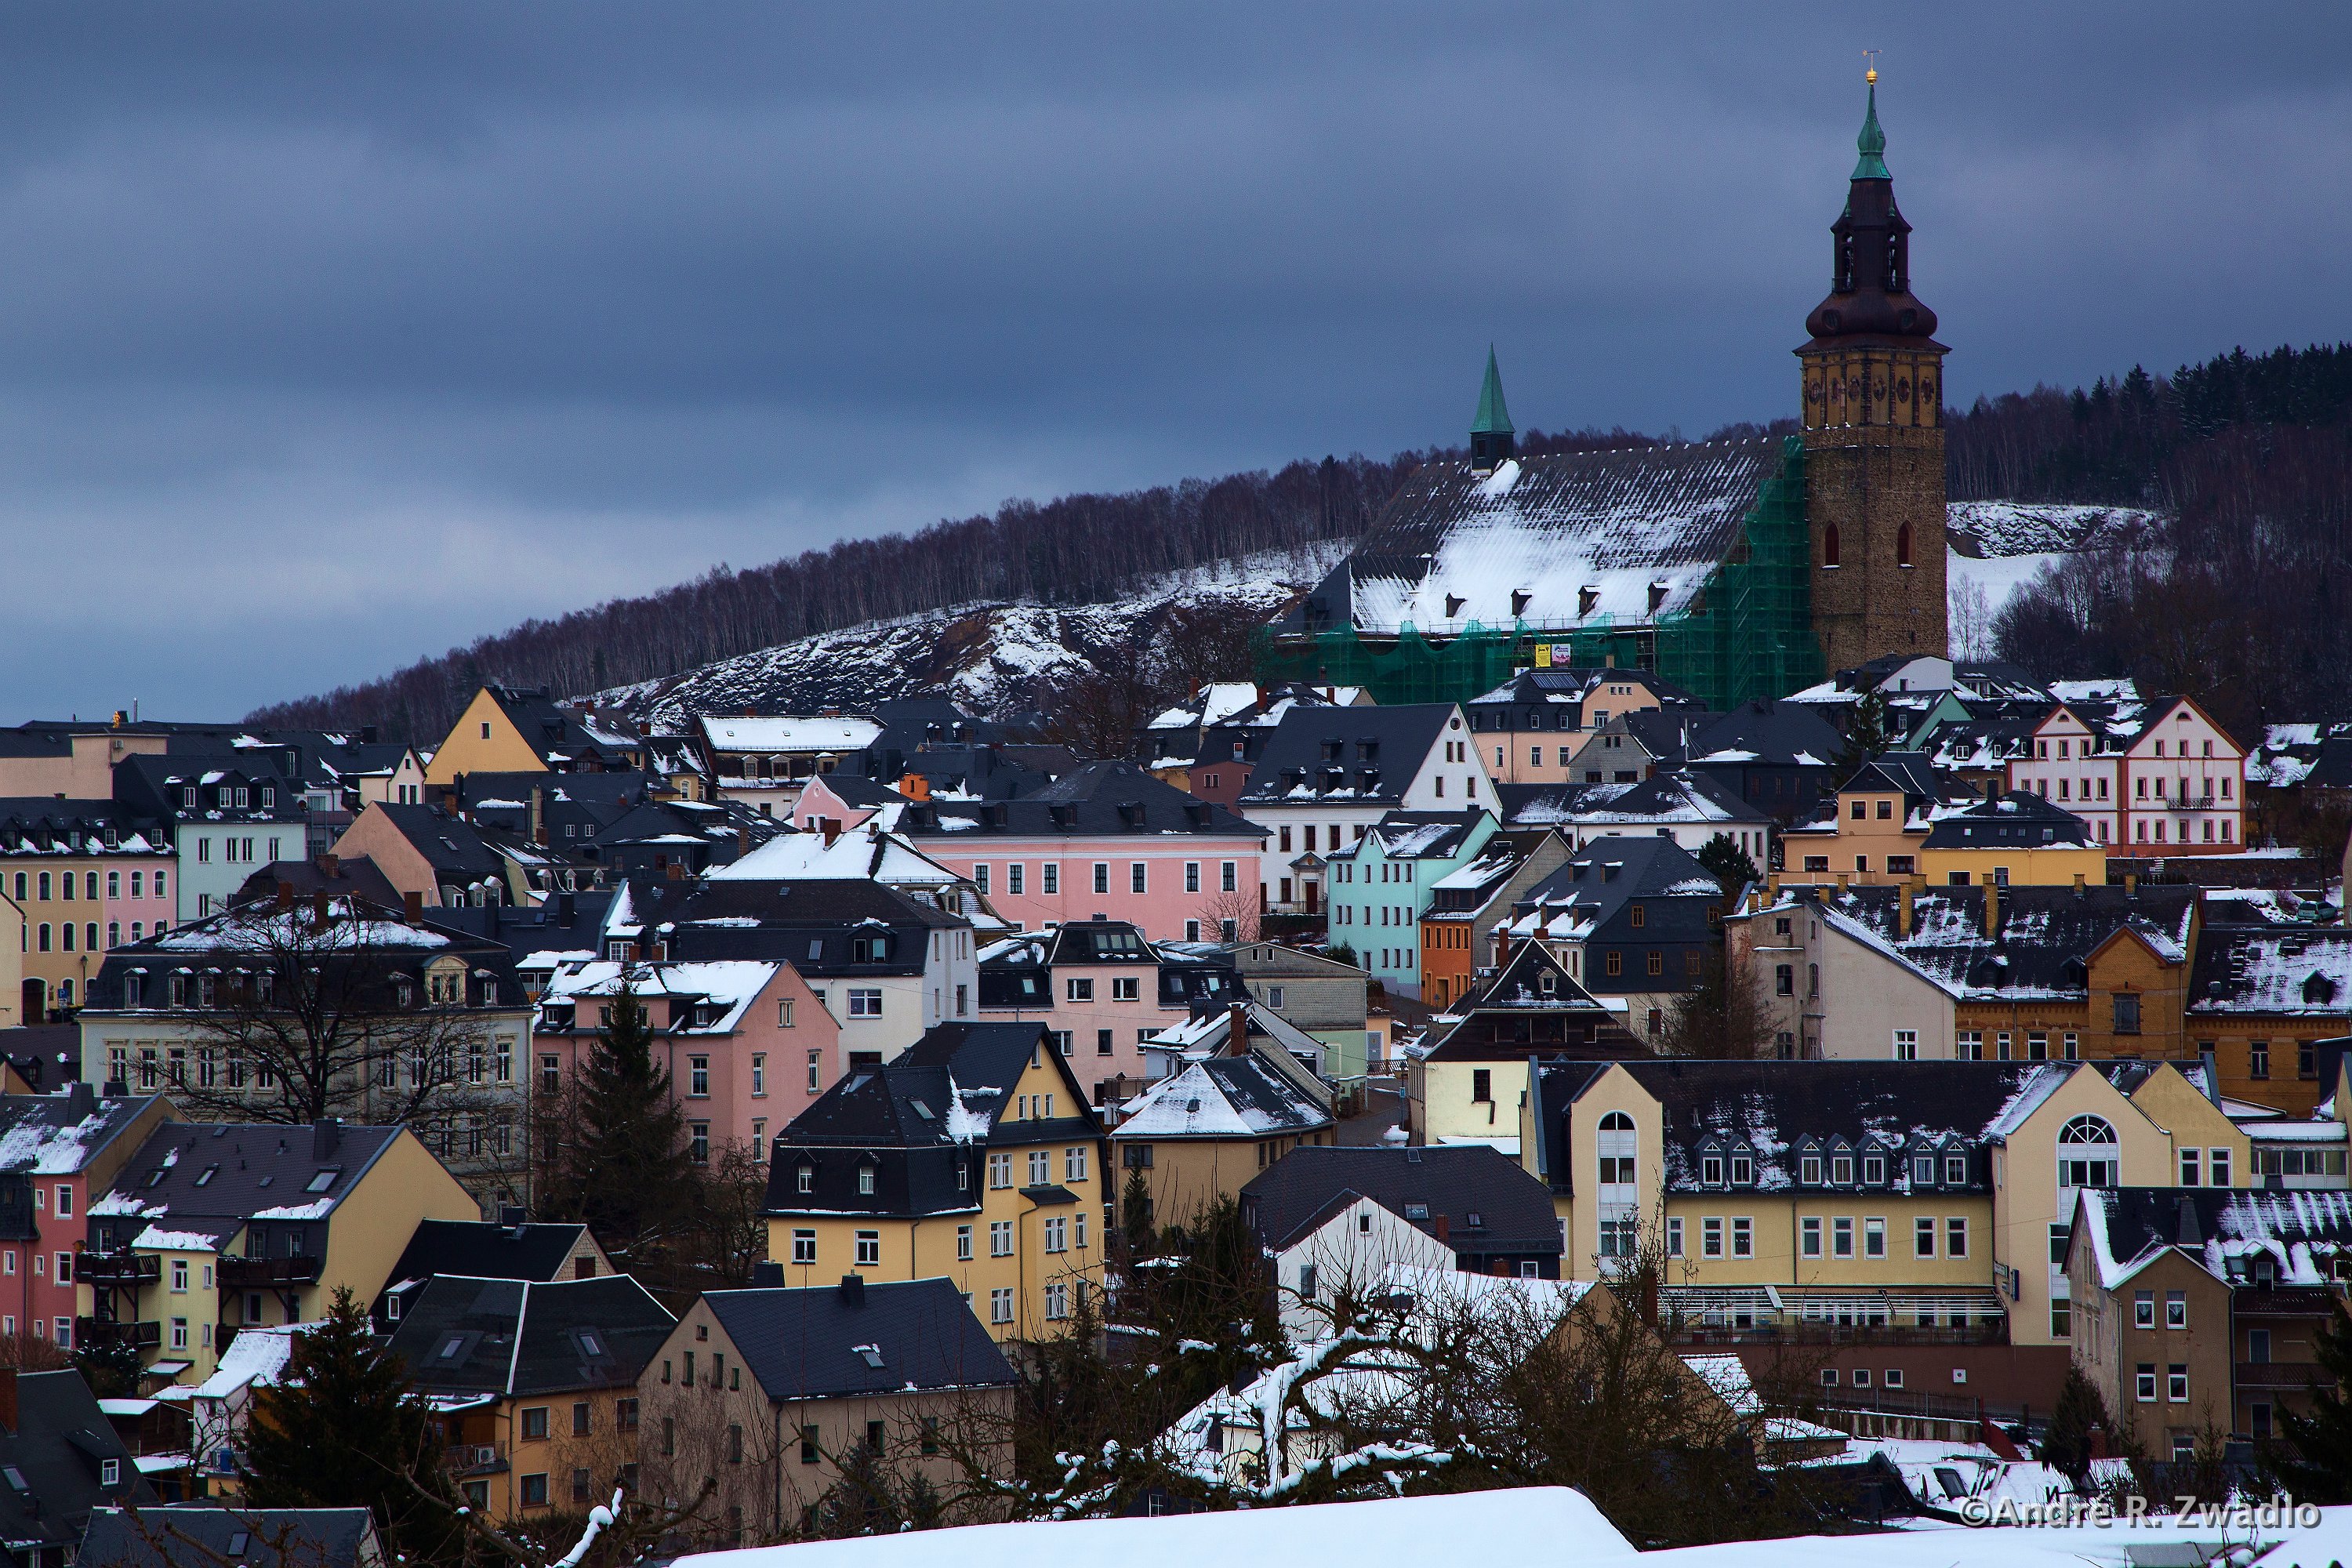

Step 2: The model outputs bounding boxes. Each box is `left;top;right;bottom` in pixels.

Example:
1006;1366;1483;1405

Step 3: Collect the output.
1944;500;2164;655
599;541;1348;731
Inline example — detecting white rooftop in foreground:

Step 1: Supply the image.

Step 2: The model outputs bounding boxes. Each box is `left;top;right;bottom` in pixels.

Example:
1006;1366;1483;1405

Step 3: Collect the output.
673;1487;1635;1568
669;1487;2352;1568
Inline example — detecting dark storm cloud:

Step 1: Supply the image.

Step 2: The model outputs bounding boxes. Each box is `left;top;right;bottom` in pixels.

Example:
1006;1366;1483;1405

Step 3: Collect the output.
2;2;2347;717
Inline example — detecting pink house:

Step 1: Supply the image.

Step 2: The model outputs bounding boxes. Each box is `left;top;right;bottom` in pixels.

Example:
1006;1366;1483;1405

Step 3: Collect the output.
2;1086;175;1352
2007;695;2248;855
532;959;840;1171
977;919;1244;1101
895;762;1265;942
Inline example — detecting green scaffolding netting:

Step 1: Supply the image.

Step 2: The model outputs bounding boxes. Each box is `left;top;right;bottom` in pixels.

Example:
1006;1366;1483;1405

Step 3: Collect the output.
1253;436;1823;710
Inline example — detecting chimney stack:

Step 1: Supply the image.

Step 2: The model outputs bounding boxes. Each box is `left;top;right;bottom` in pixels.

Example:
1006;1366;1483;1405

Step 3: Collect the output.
318;853;339;880
312;1119;341;1160
2074;872;2086;896
312;889;331;926
839;1272;866;1306
1984;881;2000;939
531;788;547;847
735;826;750;858
1228;1000;1250;1057
403;890;424;924
276;880;295;911
2125;873;2137;898
1898;880;1915;938
822;819;840;846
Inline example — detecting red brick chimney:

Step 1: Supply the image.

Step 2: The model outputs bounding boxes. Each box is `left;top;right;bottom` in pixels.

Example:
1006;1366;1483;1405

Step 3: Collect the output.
403;890;424;924
1227;1001;1250;1056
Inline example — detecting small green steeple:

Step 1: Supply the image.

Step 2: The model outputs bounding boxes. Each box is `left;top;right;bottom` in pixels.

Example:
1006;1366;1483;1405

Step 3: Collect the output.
1853;72;1889;180
1472;346;1513;435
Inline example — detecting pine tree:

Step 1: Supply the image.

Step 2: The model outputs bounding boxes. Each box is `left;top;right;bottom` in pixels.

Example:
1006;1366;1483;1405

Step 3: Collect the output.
557;984;693;1258
2270;1301;2352;1502
2038;1362;2114;1482
243;1287;467;1564
1694;833;1759;893
1121;1164;1156;1252
1833;688;1893;779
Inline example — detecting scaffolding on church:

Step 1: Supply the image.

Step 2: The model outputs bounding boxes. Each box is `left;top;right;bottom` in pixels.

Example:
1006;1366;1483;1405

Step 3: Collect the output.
1252;437;1823;710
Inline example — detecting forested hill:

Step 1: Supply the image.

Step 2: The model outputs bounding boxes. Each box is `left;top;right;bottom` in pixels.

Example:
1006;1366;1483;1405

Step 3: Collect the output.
241;426;1654;744
1957;342;2352;733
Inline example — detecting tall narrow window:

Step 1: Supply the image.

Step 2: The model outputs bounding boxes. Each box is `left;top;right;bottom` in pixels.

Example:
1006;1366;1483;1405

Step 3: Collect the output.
1896;521;1913;567
1823;524;1842;568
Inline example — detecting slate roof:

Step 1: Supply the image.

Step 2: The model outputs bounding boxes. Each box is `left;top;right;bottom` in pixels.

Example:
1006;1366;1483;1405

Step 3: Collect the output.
1504;837;1723;945
1502;770;1767;829
1916;791;2095;850
84;1123;407;1250
637;877;965;976
1794;883;2198;1000
1465;667;1698;721
0;798;172;855
1419;943;1642;1060
0;1369;151;1555
368;805;510;880
1240;1144;1563;1258
1327;808;1490;865
85;899;523;1013
896;760;1259;837
1298;438;1784;636
387;1274;673;1397
767;1022;1097;1218
1237;705;1461;807
705;1278;1017;1403
232;855;405;909
480;686;640;771
1114;1055;1330;1140
2078;1186;2352;1291
79;1506;378;1568
1839;751;1944;801
381;1220;598;1293
2187;925;2352;1018
1672;701;1847;770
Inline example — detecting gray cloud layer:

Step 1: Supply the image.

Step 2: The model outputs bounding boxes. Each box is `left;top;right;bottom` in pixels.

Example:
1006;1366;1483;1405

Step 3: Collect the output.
2;3;2347;719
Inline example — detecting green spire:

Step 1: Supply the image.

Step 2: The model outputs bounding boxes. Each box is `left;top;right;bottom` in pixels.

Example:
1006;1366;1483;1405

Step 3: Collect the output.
1853;78;1889;180
1472;346;1513;435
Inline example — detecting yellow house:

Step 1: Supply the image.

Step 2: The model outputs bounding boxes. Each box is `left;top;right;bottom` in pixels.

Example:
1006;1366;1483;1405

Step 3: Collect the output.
764;1022;1107;1342
80;1121;480;1385
1520;1058;2245;1349
391;1272;674;1523
1108;1005;1337;1228
424;686;644;789
1780;755;2104;890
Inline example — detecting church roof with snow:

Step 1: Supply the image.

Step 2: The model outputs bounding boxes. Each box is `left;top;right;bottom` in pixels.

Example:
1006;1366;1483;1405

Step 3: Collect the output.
1288;436;1786;639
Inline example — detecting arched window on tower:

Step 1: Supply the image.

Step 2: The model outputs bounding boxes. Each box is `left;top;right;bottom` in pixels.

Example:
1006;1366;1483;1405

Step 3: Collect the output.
1896;522;1913;567
1823;524;1842;568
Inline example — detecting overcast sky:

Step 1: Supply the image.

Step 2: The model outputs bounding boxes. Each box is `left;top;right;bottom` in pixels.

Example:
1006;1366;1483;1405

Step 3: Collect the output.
3;3;2347;721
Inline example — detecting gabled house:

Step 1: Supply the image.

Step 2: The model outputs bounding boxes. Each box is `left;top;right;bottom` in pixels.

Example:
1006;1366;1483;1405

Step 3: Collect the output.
1326;808;1500;999
1225;942;1377;1076
1109;1016;1336;1227
78;1505;384;1568
1730;880;2201;1067
0;1085;175;1356
79;1122;478;1386
1494;837;1726;1043
372;1218;616;1331
390;1273;674;1521
1237;705;1494;919
534;957;836;1163
2068;1186;2352;1458
1415;829;1573;1014
1465;668;1698;786
637;1276;1017;1548
975;920;1241;1098
697;714;884;814
423;686;644;788
111;755;310;925
1141;683;1365;808
1653;701;1848;825
1240;1143;1566;1341
0;799;178;1023
329;803;543;909
1408;942;1641;1152
2005;694;2247;855
764;1022;1107;1342
0;1367;151;1563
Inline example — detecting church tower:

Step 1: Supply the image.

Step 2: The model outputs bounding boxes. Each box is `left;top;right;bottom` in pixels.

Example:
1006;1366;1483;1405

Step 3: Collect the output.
1469;347;1515;472
1799;72;1948;671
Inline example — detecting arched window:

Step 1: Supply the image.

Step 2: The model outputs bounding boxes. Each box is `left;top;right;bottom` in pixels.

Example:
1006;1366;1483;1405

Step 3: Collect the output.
1823;524;1842;568
1597;1112;1637;1185
1896;522;1913;567
2057;1114;2118;1189
1596;1111;1639;1261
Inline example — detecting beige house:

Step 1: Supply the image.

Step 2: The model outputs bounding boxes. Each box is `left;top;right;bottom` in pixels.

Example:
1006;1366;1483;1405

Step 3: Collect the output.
1521;1058;2244;1349
637;1276;1018;1548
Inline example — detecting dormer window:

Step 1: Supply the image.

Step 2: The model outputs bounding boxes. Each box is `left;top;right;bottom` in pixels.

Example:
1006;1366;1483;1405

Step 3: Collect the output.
1862;1154;1885;1186
1800;1153;1822;1185
1944;1153;1967;1185
1730;1152;1754;1186
1911;1155;1935;1186
797;1163;815;1194
1831;1153;1853;1185
1700;1154;1723;1187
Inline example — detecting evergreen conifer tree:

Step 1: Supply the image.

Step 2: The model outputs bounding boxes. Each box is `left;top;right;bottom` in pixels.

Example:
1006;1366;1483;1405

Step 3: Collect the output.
561;984;692;1257
243;1287;466;1564
1695;833;1759;893
2270;1303;2352;1502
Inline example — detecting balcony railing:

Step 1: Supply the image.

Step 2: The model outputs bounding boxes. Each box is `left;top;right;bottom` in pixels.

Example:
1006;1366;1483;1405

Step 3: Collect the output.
2237;1362;2331;1391
75;1316;162;1350
220;1255;325;1289
78;1254;162;1287
1671;1319;2008;1348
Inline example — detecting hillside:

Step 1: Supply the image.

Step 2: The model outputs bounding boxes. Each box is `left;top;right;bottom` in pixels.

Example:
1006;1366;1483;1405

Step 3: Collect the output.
600;543;1348;731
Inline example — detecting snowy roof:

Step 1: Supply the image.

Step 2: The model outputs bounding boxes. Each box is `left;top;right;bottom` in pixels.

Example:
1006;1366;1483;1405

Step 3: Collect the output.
673;1488;1635;1568
1335;439;1785;635
706;823;961;887
539;960;781;1033
2079;1185;2352;1292
191;1322;316;1399
698;715;883;753
2190;925;2352;1017
1116;1055;1330;1139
